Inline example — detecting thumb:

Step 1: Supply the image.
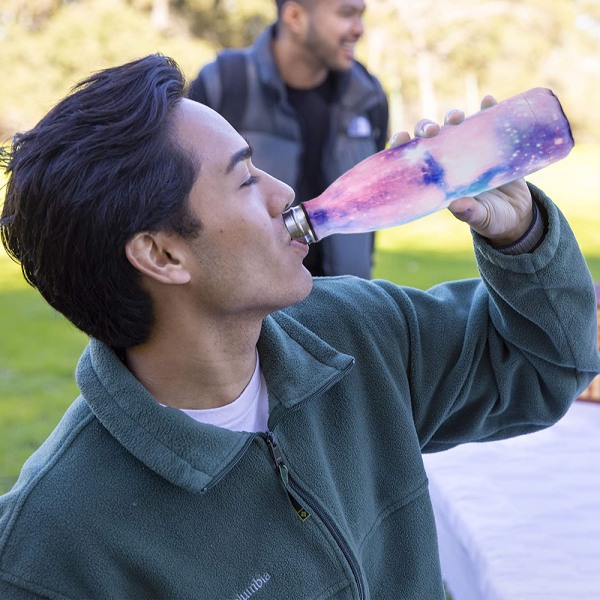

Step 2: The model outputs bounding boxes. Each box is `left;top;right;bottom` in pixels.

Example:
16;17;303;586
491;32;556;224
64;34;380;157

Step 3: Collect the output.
448;197;488;229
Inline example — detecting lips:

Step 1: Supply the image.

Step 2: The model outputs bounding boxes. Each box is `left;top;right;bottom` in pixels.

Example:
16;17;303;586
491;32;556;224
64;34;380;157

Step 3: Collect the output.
282;225;309;252
290;238;310;255
340;41;357;62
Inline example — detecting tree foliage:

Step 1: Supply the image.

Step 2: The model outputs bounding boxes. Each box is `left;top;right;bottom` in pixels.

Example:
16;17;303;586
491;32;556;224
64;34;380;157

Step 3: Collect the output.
180;0;275;47
361;0;600;140
2;0;599;142
0;0;216;139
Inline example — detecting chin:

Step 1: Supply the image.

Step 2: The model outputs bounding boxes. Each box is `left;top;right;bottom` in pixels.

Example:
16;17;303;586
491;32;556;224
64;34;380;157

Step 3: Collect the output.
331;61;353;73
282;271;314;309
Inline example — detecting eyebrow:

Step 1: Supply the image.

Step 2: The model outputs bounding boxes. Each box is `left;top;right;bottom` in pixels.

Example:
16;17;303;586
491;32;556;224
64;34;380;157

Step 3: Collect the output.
225;145;253;175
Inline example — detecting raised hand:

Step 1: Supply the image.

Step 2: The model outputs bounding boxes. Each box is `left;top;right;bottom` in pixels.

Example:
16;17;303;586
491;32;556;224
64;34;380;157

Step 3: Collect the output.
389;95;534;245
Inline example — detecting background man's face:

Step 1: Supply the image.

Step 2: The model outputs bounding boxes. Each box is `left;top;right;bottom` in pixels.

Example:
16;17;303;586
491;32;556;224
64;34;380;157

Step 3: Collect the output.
302;0;366;72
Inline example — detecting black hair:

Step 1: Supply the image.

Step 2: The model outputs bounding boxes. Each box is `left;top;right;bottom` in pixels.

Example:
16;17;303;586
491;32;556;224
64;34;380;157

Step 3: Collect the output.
0;54;200;349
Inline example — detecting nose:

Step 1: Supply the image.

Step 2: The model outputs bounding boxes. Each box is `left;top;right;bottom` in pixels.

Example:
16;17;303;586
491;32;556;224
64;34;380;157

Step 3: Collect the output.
282;191;295;212
352;16;364;38
262;170;295;215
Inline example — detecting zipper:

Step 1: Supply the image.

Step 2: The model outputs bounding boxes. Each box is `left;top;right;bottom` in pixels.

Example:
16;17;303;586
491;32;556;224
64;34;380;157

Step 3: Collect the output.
265;431;365;600
266;431;310;521
201;357;353;494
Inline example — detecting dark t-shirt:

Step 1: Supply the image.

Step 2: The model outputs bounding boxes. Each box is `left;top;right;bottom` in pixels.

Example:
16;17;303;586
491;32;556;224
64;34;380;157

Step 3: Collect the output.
286;76;335;275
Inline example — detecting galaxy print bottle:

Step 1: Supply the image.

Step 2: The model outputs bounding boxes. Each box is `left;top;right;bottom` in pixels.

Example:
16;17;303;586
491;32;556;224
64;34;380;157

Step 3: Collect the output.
283;88;573;244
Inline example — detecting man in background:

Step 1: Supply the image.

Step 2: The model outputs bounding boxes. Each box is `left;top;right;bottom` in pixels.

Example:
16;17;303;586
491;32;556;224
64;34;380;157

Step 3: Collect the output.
188;0;389;278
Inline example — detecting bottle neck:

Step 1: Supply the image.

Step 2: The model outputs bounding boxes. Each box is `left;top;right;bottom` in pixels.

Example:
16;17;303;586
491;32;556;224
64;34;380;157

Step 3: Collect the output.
282;205;317;244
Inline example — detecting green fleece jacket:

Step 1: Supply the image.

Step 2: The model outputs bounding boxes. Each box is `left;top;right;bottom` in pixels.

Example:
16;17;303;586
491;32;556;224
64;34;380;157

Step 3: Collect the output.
1;189;599;599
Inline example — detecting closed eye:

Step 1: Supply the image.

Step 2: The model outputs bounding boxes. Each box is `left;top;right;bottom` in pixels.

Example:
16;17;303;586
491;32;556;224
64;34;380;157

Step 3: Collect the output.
241;175;259;188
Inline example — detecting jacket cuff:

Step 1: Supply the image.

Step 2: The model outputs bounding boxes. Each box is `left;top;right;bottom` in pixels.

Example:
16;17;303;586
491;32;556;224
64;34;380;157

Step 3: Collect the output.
491;200;546;255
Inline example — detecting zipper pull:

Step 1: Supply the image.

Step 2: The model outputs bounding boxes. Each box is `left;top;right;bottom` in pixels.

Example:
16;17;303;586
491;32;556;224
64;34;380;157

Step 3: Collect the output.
266;431;285;472
266;432;310;522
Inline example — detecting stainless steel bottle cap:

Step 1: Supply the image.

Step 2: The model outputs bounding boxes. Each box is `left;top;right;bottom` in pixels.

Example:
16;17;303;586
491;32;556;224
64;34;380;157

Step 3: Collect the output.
282;205;316;244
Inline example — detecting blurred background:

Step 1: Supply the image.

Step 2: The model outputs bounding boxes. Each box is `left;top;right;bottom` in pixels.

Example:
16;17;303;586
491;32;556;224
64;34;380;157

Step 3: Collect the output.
2;0;600;142
0;0;599;492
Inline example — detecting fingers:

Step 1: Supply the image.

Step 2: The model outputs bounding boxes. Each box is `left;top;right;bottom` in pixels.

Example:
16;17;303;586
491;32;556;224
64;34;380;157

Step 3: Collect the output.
447;197;483;227
415;108;465;138
442;96;496;129
390;117;445;146
447;179;533;242
389;131;412;147
444;109;465;126
414;119;440;138
480;94;497;110
390;94;498;147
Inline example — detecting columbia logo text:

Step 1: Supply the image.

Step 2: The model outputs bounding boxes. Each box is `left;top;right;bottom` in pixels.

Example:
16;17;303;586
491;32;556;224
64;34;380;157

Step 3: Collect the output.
230;572;272;600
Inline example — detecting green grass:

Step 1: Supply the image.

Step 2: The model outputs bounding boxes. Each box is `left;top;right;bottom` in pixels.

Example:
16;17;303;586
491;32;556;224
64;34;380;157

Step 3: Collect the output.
1;145;599;494
0;260;87;492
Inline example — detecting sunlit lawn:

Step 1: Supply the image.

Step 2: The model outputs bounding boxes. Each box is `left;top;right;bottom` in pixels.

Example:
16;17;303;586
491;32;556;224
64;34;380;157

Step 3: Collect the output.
1;145;598;493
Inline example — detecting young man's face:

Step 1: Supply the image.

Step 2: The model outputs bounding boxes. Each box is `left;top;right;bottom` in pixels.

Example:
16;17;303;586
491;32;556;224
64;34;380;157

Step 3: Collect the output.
172;99;313;319
302;0;366;71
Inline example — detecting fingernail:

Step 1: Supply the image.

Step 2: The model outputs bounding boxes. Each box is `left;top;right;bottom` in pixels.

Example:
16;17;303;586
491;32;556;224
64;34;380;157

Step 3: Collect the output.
421;122;436;136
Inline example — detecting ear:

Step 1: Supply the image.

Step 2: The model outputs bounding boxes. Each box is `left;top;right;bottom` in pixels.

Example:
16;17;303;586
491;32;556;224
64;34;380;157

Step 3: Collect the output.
281;0;309;35
125;232;191;285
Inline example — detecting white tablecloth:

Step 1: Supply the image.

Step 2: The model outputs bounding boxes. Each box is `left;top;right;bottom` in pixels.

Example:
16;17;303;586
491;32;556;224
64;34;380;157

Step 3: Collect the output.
422;401;600;600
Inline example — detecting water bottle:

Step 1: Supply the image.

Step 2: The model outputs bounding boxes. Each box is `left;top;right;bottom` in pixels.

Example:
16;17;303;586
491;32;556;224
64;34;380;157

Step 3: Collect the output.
283;87;574;243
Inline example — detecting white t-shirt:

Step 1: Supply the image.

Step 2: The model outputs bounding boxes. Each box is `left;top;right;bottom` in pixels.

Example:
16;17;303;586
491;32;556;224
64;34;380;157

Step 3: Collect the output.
178;353;269;433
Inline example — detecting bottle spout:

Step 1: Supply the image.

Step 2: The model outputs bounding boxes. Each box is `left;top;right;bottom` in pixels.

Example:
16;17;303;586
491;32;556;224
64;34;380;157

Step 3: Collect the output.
282;205;317;244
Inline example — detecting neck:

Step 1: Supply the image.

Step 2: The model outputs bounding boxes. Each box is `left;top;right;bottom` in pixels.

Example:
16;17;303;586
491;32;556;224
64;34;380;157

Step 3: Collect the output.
272;34;328;89
125;316;262;410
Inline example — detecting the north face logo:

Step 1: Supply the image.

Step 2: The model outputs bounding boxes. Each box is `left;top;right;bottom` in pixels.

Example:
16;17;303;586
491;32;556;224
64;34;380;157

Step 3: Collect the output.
347;115;372;138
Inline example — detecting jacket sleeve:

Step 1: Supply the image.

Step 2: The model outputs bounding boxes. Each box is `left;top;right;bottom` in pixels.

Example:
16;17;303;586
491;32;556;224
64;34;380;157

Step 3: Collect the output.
0;578;48;599
372;185;600;451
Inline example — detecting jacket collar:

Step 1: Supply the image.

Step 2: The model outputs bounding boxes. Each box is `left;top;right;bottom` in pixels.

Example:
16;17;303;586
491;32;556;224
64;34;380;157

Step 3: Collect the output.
76;312;354;494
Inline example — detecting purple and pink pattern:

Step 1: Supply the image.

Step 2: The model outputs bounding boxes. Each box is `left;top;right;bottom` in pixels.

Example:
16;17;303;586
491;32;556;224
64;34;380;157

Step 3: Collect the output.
303;88;573;240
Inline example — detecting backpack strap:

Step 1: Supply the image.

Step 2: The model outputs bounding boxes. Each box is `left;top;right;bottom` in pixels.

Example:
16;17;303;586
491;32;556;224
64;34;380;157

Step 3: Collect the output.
216;50;248;129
